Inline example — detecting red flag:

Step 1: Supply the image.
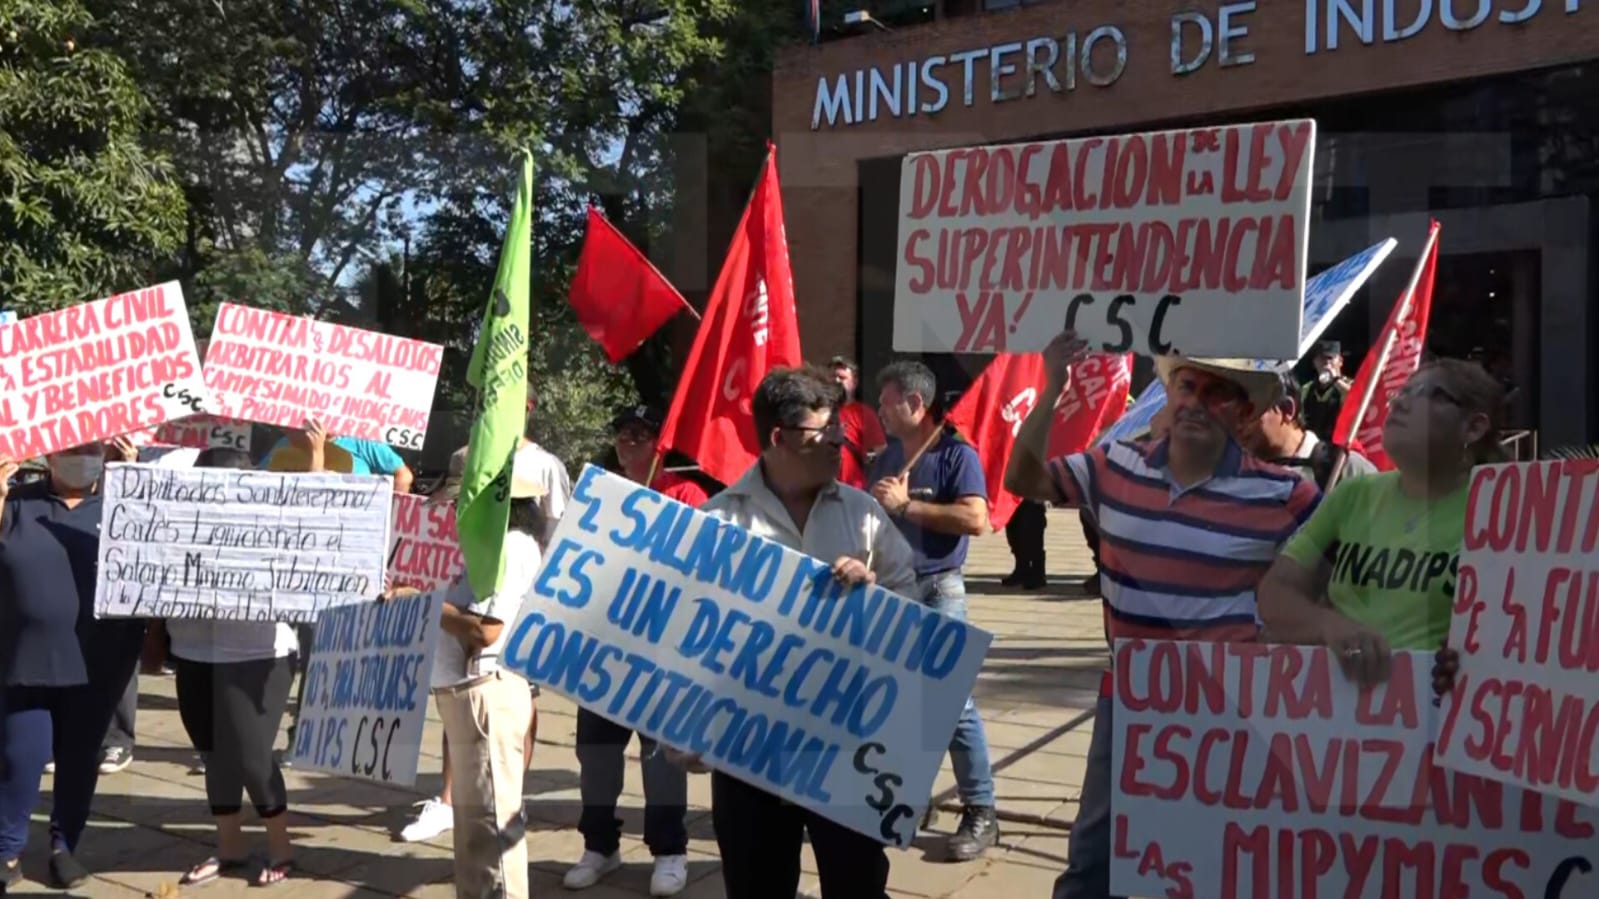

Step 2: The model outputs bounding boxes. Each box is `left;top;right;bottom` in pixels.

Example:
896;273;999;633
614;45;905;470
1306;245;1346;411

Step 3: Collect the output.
1050;352;1133;456
945;352;1129;530
658;146;801;486
1333;220;1441;471
567;207;693;363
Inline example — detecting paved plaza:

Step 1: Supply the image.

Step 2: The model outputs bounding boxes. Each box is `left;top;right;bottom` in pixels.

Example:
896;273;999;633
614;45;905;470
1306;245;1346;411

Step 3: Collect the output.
9;512;1109;899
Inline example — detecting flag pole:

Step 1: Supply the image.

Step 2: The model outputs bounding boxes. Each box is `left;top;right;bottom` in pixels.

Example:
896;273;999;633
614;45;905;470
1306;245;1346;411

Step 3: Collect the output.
1326;222;1440;490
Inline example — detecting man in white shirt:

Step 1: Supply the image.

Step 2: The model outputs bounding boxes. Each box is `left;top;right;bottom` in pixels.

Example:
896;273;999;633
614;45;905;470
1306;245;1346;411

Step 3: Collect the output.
668;365;917;899
517;384;570;550
427;454;546;899
1239;372;1378;488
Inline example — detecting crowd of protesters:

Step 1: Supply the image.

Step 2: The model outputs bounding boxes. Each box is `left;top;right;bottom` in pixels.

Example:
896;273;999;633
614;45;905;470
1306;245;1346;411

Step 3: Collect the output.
0;324;1514;899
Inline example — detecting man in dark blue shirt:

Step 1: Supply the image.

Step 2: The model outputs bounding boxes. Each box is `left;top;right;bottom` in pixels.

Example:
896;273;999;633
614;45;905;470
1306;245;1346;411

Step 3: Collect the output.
867;360;999;862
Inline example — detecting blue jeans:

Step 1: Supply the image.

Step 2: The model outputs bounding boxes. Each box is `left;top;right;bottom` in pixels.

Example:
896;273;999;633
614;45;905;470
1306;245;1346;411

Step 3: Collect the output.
917;572;995;808
1053;696;1121;899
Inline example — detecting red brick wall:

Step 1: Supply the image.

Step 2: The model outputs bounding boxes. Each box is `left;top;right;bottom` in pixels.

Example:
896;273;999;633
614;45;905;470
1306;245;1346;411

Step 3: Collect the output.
772;0;1599;361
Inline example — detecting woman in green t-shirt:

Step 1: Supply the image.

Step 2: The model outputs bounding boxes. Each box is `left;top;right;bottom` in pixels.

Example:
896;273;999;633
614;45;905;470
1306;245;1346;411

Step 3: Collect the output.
1258;359;1508;688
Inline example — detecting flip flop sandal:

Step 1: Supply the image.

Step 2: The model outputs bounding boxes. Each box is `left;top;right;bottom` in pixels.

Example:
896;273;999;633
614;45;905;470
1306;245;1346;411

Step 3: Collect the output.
253;859;297;888
181;856;251;886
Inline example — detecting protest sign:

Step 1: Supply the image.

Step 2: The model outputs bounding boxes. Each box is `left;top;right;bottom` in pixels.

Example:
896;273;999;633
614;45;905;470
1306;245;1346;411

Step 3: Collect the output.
1095;239;1394;447
202;303;444;450
387;493;464;594
94;463;391;623
0;283;210;460
1436;460;1599;809
1111;639;1599;899
291;590;442;785
126;414;254;452
895;119;1315;360
502;465;993;846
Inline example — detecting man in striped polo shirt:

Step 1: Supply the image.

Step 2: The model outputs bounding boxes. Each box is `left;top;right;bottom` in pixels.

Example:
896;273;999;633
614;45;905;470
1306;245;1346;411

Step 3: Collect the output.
1005;330;1321;899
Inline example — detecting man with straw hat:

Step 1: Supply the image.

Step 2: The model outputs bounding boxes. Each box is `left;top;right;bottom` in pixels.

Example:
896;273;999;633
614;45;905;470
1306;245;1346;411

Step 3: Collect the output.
1004;331;1321;899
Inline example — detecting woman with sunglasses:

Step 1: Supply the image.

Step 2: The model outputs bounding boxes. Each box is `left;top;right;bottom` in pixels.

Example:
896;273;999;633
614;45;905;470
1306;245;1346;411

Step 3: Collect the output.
1259;359;1508;687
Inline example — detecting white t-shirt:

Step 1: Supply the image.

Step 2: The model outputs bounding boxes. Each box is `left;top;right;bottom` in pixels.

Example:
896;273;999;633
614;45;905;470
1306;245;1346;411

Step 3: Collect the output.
431;529;541;689
167;619;300;665
517;442;570;550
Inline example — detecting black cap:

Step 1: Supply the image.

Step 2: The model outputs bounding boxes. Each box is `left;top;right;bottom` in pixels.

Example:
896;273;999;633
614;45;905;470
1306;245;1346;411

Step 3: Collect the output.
828;355;858;372
1314;340;1342;357
611;405;663;434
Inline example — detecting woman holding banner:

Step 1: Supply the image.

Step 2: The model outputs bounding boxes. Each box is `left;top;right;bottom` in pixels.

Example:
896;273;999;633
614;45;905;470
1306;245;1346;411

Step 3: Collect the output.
0;438;140;890
171;447;303;887
1258;359;1507;685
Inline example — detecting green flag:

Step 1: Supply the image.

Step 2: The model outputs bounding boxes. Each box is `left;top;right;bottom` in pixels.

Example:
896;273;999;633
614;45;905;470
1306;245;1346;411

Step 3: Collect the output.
458;151;533;599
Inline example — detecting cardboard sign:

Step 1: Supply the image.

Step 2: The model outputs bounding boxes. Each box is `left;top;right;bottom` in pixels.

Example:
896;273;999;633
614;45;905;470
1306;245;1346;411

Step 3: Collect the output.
202;303;444;449
387;493;464;594
501;465;994;846
0;283;210;460
94;463;392;623
895;119;1316;359
1111;639;1599;899
1437;460;1599;809
291;590;442;785
1096;239;1394;446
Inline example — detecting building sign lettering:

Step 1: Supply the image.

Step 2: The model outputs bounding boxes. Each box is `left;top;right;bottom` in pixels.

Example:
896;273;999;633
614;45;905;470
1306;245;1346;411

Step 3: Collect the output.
810;0;1585;130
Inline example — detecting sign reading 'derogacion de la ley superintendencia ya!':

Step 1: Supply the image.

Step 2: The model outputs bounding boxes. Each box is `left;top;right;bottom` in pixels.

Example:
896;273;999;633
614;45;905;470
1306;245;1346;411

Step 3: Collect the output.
201;303;445;451
894;119;1315;360
93;463;392;623
501;465;994;846
290;589;442;786
0;282;211;460
1110;640;1599;899
1437;460;1599;811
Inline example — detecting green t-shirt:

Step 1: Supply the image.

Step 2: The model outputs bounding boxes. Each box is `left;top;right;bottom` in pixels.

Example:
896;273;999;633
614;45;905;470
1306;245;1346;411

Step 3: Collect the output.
1281;472;1466;650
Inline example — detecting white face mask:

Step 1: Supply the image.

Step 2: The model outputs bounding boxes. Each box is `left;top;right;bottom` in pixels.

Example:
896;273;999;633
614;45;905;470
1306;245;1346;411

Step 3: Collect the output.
1317;369;1336;385
49;455;104;489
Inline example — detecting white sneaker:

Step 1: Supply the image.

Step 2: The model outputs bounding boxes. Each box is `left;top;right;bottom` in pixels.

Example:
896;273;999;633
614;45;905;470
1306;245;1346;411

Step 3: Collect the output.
398;798;453;842
562;850;620;889
650;854;689;896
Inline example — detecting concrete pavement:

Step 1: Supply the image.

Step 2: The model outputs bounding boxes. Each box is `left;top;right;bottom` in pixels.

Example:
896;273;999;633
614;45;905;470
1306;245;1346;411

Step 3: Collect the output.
8;511;1109;899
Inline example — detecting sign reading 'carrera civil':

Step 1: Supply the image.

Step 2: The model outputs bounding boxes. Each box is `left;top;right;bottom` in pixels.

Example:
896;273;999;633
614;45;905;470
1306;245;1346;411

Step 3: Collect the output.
893;119;1314;360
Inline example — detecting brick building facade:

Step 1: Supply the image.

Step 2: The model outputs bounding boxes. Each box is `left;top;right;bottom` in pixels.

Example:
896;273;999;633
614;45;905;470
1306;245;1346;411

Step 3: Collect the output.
773;0;1599;448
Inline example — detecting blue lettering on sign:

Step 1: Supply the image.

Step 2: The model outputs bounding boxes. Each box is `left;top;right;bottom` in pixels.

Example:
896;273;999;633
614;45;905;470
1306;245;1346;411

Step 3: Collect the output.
606;494;785;605
571;465;605;533
536;539;604;608
502;610;845;804
604;567;682;643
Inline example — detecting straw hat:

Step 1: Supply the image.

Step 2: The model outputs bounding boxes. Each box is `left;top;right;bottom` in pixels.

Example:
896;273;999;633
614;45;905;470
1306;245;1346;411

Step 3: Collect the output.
1152;355;1283;418
430;444;547;504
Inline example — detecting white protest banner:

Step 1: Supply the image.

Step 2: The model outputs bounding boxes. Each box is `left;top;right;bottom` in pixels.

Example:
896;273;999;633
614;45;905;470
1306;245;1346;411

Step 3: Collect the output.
0;282;210;460
291;590;441;785
1436;460;1599;809
94;463;391;623
1110;639;1599;899
203;303;444;450
1095;238;1395;446
895;119;1315;360
387;493;464;594
502;465;993;846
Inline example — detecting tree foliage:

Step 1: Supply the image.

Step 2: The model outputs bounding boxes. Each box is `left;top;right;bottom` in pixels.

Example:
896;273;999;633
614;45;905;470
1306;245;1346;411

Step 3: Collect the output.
0;0;186;313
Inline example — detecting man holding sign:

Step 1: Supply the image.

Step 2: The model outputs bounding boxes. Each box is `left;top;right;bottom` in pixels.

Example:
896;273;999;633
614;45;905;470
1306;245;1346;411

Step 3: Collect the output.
1004;330;1320;899
670;365;918;899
